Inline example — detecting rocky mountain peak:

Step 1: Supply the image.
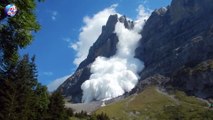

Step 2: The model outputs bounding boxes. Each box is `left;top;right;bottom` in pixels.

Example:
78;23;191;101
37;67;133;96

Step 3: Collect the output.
101;14;118;35
119;15;134;29
77;14;133;70
58;14;134;103
153;7;168;16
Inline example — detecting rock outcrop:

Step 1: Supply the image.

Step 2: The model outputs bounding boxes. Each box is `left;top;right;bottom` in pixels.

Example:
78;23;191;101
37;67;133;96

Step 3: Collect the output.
130;74;170;94
168;60;213;98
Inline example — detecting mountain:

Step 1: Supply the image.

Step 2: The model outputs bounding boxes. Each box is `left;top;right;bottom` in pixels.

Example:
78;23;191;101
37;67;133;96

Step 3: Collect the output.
58;15;134;102
134;0;213;98
58;0;213;103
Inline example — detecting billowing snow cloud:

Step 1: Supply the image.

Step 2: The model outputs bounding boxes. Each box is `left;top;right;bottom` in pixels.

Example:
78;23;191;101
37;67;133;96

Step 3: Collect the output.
71;4;118;66
81;5;150;103
47;75;71;92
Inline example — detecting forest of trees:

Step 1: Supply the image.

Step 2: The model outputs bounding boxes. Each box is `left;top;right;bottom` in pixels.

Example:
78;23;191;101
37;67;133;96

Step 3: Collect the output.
0;0;109;120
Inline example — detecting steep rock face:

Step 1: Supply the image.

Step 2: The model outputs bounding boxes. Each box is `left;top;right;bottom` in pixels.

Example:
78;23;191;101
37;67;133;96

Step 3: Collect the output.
77;14;119;70
59;66;91;102
168;60;213;98
77;15;134;70
58;15;134;102
135;0;213;98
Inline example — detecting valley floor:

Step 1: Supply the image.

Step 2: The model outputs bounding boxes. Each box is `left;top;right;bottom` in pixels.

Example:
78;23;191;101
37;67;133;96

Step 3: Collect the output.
65;100;103;114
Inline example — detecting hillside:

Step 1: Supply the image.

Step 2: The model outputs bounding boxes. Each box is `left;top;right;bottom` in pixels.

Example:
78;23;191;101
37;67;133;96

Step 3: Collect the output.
96;86;213;120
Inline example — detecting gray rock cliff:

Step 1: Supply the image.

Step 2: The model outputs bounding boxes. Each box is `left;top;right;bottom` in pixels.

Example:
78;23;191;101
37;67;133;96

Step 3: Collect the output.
135;0;213;98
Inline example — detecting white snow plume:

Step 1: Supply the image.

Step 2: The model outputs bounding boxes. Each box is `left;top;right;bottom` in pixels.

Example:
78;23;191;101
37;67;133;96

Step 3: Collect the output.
72;4;118;66
81;5;150;103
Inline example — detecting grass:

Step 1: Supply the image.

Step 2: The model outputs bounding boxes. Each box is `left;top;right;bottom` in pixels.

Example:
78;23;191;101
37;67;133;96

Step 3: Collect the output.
174;91;208;107
95;96;131;120
95;86;213;120
69;117;80;120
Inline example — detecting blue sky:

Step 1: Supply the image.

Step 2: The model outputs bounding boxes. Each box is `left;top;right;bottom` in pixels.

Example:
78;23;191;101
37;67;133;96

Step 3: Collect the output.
20;0;172;90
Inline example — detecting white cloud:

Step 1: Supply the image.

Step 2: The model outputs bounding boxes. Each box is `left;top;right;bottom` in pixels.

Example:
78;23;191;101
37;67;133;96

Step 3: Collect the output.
63;38;77;49
52;16;56;20
47;74;71;92
143;0;149;4
43;72;53;76
52;11;58;16
137;5;151;19
72;4;118;66
70;43;78;50
51;11;58;21
81;5;151;103
135;5;151;32
63;38;71;42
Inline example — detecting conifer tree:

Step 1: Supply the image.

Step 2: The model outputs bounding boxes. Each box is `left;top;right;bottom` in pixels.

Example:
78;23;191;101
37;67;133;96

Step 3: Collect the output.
47;91;69;120
0;0;41;65
33;83;50;120
0;55;49;120
0;0;45;119
96;112;110;120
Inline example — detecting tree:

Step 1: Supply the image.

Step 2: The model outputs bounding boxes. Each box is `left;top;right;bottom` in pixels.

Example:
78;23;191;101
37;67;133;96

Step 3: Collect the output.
0;55;37;120
0;54;51;120
33;83;50;120
65;108;74;117
0;0;45;119
0;73;18;120
74;110;88;118
0;0;41;65
47;91;69;120
14;55;37;120
96;112;110;120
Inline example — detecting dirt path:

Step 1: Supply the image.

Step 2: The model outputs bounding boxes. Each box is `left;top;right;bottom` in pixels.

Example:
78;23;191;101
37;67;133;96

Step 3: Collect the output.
125;94;137;109
155;87;180;105
124;94;138;119
155;87;212;110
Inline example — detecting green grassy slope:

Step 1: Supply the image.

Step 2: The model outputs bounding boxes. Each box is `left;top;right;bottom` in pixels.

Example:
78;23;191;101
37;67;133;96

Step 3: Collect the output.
95;86;213;120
